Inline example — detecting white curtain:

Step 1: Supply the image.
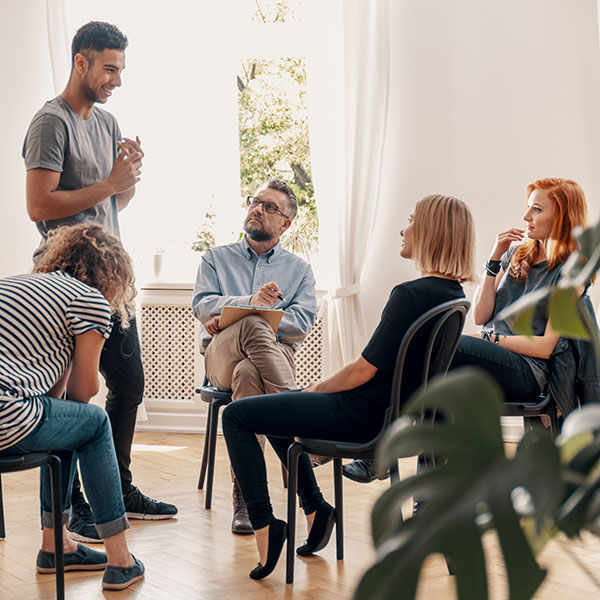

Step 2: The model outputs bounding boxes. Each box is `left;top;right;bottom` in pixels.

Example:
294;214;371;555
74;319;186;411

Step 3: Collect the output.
45;0;70;95
310;0;390;371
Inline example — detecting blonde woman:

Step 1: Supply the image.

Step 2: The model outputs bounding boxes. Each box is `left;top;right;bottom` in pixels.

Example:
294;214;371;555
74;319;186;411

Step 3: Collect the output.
222;194;476;580
0;224;144;590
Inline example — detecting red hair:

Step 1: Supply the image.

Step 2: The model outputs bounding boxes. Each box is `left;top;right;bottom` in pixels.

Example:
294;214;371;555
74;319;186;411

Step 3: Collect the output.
509;178;588;280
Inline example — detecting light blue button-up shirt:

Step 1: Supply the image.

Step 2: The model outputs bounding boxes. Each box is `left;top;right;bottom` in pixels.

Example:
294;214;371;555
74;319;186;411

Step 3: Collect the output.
192;236;317;352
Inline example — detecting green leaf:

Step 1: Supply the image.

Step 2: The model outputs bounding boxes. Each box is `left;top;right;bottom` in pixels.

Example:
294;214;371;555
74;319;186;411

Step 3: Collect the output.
555;406;600;536
548;288;589;339
355;368;562;600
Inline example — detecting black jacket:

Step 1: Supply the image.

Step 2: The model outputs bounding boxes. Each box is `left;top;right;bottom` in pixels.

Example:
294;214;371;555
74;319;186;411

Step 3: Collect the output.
547;295;600;415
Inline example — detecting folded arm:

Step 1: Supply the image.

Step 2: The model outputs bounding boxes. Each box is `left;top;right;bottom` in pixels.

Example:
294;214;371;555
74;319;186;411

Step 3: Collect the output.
65;330;106;403
305;357;377;393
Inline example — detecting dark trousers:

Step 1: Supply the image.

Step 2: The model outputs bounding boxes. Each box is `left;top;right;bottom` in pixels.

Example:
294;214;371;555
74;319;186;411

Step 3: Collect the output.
73;316;144;500
222;390;383;530
451;335;542;402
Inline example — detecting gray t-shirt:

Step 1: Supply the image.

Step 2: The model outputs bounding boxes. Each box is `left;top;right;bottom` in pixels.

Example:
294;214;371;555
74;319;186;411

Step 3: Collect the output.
22;96;121;255
485;245;563;391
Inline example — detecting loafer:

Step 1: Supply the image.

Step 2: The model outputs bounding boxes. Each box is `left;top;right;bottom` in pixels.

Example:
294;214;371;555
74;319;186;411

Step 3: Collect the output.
297;502;335;556
342;459;390;483
102;556;145;590
36;543;108;573
249;520;287;580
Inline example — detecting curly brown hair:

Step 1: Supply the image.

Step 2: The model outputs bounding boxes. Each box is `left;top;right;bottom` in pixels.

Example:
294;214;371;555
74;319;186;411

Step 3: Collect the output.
32;223;136;327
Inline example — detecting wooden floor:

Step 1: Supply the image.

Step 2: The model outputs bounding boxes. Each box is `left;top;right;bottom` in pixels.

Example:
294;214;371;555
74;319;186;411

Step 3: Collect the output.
1;432;599;599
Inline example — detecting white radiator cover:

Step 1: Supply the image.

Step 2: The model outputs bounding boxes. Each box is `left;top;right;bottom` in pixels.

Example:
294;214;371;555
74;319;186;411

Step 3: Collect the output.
137;284;328;432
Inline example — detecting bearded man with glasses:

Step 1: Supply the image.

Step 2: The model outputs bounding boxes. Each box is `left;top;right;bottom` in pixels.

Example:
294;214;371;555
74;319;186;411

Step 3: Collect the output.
192;179;317;534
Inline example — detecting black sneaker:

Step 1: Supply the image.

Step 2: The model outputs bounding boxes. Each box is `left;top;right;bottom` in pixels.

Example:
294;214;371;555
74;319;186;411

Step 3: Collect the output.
67;499;102;543
123;485;178;520
342;459;390;483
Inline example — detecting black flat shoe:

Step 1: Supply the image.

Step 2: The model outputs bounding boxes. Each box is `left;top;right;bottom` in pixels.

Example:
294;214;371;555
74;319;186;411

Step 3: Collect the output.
249;519;287;580
296;502;335;556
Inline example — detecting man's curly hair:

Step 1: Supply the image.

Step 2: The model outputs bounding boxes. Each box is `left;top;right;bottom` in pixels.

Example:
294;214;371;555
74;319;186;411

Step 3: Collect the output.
33;224;136;327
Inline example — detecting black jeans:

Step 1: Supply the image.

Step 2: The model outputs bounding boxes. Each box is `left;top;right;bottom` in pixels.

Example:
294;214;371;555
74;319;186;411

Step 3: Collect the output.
72;316;144;505
98;315;145;491
451;335;542;402
222;391;383;530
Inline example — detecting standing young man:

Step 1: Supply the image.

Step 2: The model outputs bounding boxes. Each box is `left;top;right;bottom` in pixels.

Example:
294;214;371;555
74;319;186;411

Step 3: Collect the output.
22;21;177;542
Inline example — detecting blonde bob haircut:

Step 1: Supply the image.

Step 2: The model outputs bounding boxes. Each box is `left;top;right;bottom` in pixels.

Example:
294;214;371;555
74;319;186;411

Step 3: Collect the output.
33;223;136;327
411;194;476;283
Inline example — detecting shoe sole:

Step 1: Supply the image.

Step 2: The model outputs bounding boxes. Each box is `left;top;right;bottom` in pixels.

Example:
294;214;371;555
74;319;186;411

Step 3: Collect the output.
232;527;254;535
67;530;103;544
102;572;145;590
126;512;176;520
36;562;108;574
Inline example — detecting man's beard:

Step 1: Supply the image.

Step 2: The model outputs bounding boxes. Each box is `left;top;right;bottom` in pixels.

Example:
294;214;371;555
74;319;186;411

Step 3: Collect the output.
82;75;102;104
244;220;276;242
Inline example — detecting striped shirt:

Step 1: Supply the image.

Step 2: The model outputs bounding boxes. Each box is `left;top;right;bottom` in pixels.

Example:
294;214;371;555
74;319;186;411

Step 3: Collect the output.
0;271;112;451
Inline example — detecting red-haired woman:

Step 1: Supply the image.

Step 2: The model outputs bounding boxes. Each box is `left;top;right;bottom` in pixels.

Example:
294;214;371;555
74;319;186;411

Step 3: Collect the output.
451;178;589;402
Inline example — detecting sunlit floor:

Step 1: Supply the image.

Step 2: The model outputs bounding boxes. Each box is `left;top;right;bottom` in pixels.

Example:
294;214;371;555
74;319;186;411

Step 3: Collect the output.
0;432;599;599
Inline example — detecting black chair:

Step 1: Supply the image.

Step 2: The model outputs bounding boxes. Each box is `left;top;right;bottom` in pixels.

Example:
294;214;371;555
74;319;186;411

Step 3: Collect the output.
0;452;64;600
284;298;470;583
196;381;289;510
505;391;560;437
196;383;234;509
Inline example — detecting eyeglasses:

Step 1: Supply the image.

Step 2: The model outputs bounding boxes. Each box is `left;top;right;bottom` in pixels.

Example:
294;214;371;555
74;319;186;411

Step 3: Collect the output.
246;196;289;219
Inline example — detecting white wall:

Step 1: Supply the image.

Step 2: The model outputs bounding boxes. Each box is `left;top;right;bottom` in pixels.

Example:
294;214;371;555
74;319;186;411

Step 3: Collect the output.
3;0;600;319
361;0;600;333
0;2;54;276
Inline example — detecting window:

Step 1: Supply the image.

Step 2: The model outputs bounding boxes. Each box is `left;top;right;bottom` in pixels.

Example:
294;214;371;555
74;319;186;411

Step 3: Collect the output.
63;0;320;282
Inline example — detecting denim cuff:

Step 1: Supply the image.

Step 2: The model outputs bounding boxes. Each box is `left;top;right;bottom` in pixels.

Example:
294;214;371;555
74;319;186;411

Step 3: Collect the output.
95;515;130;538
41;509;70;528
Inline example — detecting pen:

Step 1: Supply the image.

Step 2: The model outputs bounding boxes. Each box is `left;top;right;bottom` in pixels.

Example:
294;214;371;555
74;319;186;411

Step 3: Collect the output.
270;287;284;300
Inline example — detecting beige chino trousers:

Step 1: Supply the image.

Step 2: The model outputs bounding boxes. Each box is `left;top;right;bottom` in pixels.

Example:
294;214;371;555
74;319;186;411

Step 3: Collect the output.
204;314;296;400
204;314;297;482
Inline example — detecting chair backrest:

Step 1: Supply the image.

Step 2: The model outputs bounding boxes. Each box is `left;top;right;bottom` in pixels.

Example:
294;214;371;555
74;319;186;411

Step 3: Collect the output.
387;298;470;423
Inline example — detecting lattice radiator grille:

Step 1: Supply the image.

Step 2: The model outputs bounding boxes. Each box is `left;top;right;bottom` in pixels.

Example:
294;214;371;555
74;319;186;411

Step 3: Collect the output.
140;302;326;401
140;304;197;401
295;315;325;387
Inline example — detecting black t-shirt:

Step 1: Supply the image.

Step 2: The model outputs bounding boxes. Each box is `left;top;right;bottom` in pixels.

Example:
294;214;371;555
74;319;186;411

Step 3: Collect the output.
336;276;465;421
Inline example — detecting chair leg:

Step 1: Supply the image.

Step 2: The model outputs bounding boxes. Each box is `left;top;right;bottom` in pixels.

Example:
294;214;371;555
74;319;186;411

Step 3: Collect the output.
333;458;344;560
286;443;303;584
198;405;212;490
281;463;288;489
48;456;64;600
0;474;5;540
205;401;220;510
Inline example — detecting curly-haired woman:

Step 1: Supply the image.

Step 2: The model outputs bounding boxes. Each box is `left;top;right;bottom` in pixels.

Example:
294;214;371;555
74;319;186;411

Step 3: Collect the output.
0;223;144;590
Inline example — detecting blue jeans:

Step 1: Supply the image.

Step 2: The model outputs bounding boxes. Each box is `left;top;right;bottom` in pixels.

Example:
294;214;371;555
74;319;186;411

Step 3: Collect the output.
222;391;384;530
450;335;542;401
0;396;128;538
